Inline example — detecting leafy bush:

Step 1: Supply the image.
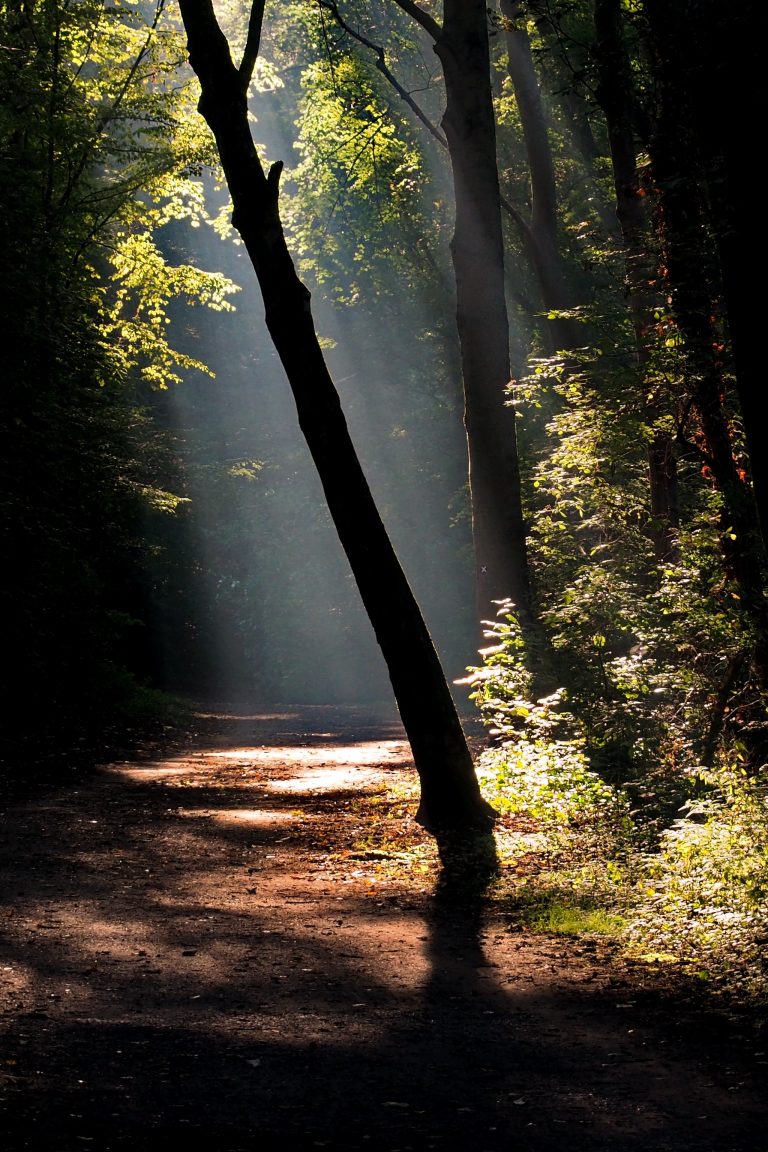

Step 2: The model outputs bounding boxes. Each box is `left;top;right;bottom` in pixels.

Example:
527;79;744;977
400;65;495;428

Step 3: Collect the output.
477;737;624;829
463;603;633;879
625;770;768;994
464;602;768;999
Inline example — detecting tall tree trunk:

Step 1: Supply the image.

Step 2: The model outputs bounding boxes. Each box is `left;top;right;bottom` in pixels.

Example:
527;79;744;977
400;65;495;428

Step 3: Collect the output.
522;0;618;239
324;0;531;625
680;0;768;556
499;0;581;353
593;0;679;561
643;0;768;689
433;0;530;622
177;0;494;833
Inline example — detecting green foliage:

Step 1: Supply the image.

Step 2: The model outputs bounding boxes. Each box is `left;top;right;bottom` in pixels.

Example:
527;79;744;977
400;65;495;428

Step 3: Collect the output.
626;770;768;994
523;900;623;937
466;596;768;996
477;737;624;829
103;230;238;389
508;329;765;795
459;603;542;735
464;602;633;872
0;0;234;764
284;53;444;304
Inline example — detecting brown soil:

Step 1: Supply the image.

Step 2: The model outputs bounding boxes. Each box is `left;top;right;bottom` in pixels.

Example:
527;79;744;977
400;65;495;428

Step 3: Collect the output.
0;706;766;1151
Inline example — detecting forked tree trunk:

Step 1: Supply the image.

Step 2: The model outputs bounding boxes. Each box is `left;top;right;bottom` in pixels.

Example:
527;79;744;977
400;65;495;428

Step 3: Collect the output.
177;0;494;832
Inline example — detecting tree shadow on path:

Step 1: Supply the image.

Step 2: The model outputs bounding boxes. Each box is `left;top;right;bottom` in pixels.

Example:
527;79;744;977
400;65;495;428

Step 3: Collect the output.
1;710;766;1151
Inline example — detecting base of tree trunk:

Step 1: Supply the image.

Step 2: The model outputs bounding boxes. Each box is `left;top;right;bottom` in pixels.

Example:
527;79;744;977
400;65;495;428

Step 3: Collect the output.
415;793;497;834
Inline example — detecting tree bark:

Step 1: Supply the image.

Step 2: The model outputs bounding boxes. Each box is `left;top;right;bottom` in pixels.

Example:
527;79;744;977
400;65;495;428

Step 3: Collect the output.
177;0;494;832
593;0;679;561
679;0;768;557
642;0;768;689
431;0;531;622
499;0;581;353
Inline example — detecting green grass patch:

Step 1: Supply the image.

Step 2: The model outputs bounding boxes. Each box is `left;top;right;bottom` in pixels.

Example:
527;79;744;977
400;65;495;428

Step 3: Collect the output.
524;898;624;936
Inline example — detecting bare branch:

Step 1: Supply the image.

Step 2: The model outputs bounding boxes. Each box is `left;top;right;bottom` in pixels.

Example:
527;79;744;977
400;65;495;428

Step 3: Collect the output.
388;0;442;42
499;191;534;251
319;1;535;255
317;0;339;93
318;0;446;147
238;0;267;89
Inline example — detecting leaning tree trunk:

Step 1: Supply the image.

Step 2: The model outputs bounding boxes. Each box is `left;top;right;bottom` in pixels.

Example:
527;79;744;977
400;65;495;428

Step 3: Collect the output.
177;0;494;833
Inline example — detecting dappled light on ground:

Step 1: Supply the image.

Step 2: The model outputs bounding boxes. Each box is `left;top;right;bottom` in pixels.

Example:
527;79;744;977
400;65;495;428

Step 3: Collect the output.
111;763;195;781
109;740;411;799
264;761;402;793
1;708;766;1150
179;807;303;826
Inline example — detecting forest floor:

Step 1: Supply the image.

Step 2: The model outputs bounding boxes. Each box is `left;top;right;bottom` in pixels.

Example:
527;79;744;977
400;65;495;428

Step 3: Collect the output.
0;705;766;1152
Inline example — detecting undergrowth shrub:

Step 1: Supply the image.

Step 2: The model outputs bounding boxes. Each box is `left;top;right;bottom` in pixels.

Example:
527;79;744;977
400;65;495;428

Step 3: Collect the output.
461;604;633;897
625;769;768;995
476;737;626;831
464;601;768;998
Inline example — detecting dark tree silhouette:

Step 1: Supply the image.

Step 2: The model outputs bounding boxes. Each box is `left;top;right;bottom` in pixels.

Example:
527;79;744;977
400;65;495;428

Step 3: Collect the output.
176;0;495;832
392;0;531;622
642;0;768;690
593;0;679;560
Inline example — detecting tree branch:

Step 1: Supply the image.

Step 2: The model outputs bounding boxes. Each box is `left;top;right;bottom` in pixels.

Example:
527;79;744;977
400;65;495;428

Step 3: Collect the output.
59;0;167;213
319;0;447;147
388;0;442;42
499;191;534;250
318;0;535;255
238;0;267;89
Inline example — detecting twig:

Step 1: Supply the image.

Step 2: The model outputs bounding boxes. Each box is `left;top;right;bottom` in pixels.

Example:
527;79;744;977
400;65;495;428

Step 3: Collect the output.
318;0;447;149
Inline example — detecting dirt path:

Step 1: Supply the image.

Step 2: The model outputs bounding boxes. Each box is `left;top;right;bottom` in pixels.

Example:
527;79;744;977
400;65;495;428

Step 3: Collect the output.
1;706;766;1151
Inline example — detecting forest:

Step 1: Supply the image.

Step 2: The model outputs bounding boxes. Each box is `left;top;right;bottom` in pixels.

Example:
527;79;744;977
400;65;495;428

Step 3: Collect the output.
2;0;767;1026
